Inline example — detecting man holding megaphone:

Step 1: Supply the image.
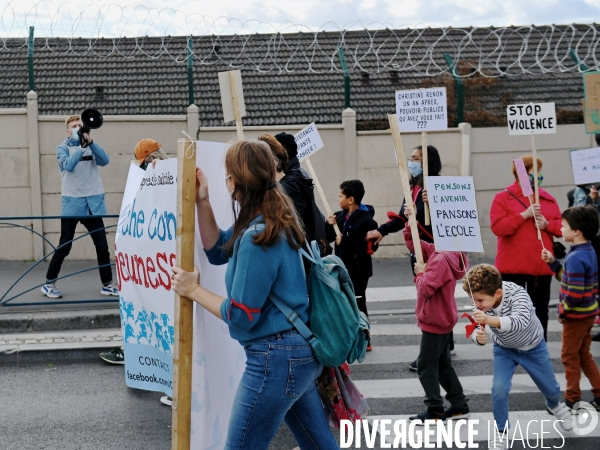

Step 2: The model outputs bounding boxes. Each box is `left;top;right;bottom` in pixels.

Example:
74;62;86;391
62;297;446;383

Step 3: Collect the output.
41;110;119;299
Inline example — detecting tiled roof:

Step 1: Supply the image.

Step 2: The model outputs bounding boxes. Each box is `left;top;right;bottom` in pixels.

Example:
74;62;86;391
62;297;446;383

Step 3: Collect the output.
0;27;588;128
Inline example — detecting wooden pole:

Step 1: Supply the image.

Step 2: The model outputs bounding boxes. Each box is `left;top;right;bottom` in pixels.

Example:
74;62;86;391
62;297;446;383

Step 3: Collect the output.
304;157;342;237
172;138;196;450
229;71;244;140
421;131;430;226
388;114;424;264
530;134;542;240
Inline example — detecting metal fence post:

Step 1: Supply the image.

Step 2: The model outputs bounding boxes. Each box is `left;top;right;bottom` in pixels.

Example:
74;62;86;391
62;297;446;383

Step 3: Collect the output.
443;53;464;125
187;36;194;106
28;26;35;91
338;47;351;108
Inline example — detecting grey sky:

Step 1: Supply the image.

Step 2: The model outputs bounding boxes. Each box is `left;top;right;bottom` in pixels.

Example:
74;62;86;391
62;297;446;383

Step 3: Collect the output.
2;0;599;37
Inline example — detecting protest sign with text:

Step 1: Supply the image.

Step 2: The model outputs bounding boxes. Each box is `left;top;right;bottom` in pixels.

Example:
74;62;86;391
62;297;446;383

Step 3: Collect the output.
296;122;325;161
117;143;244;450
426;176;484;253
570;147;600;186
395;87;448;132
506;103;556;135
116;159;178;396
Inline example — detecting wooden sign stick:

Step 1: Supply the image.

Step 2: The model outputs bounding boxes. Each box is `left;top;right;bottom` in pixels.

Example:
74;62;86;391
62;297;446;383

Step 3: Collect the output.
304;157;342;237
229;71;244;140
388;114;424;264
530;134;542;241
172;138;196;450
422;131;430;226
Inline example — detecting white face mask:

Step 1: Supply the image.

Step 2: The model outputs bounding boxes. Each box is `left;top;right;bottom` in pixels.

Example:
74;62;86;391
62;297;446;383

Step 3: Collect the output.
71;127;80;140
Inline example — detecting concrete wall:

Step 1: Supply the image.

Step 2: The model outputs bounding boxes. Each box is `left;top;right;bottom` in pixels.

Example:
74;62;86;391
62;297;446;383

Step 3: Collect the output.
0;91;594;261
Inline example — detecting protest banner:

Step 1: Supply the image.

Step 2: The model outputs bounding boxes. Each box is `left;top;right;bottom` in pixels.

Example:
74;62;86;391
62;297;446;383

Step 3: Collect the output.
583;72;600;134
506;103;556;136
506;102;556;204
116;141;243;450
387;114;423;264
395;87;448;226
570;147;600;185
116;159;178;396
425;176;484;253
218;70;246;139
395;87;448;133
295;123;341;237
296;122;325;161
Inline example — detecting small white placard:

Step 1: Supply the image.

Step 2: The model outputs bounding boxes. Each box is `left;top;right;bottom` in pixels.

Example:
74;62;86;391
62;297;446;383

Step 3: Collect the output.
426;176;484;253
395;87;448;132
570;147;600;185
295;123;325;161
506;103;556;135
218;70;246;123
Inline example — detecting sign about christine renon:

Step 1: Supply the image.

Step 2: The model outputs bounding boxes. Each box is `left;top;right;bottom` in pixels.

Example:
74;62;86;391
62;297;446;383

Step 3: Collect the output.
425;176;484;253
296;123;325;161
506;102;556;135
395;87;448;132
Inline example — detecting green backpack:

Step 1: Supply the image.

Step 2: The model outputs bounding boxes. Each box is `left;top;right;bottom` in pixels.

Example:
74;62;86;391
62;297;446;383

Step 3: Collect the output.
271;239;371;368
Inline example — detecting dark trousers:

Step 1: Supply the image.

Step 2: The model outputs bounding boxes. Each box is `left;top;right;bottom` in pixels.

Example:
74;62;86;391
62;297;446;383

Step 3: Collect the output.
46;217;112;284
349;271;370;318
501;274;552;341
417;331;466;409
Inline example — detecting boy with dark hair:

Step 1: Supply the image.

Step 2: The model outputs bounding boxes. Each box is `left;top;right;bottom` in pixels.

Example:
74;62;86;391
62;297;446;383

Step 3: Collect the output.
325;180;377;349
465;264;573;449
542;205;600;411
402;205;470;424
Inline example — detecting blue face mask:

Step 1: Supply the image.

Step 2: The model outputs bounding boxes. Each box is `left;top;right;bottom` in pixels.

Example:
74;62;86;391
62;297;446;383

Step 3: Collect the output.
71;127;80;140
408;161;423;178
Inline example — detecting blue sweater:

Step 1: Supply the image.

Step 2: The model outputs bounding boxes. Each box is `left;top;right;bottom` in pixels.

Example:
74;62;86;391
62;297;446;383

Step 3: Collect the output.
205;216;309;346
548;242;599;320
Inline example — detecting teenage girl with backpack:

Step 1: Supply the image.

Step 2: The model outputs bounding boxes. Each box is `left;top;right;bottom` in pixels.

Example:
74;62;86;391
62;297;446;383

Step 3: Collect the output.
170;140;338;450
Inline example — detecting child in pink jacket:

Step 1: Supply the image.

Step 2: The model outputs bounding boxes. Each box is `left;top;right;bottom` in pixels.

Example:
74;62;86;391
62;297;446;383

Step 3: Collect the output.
403;205;469;424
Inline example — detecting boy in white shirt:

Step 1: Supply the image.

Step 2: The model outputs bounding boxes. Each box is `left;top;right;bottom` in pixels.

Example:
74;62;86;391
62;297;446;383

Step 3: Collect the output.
464;264;573;449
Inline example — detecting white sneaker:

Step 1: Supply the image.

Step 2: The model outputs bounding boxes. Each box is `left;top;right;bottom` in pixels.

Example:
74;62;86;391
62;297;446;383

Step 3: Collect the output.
41;283;62;299
450;348;457;356
549;402;574;431
160;396;172;407
101;283;119;296
488;438;509;450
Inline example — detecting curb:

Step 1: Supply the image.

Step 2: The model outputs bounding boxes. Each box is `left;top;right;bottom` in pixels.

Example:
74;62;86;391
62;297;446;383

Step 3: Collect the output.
0;308;120;334
0;345;118;365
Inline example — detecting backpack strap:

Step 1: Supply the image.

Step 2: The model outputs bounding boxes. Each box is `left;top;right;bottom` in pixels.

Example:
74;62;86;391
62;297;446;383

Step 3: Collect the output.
269;293;318;348
243;223;318;348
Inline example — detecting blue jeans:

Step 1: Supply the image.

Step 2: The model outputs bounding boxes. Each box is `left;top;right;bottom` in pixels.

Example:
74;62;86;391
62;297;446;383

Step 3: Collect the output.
226;330;338;450
492;340;561;429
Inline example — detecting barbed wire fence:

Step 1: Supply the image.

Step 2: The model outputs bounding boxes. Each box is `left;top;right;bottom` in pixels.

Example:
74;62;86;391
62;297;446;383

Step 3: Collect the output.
1;1;600;77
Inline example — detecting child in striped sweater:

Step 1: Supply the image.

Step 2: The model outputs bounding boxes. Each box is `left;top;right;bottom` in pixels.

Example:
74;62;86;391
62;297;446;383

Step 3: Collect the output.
542;205;600;411
464;264;573;449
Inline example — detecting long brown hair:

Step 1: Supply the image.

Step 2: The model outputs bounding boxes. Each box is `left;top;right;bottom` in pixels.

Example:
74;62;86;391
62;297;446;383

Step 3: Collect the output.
223;140;305;255
258;134;288;173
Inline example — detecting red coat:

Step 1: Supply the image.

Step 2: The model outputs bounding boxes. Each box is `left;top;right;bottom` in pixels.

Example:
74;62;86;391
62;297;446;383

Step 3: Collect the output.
404;224;468;334
490;181;562;276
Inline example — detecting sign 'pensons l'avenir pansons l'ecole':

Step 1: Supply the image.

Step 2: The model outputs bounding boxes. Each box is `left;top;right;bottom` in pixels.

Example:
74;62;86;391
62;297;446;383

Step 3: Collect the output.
425;176;484;253
506;103;556;135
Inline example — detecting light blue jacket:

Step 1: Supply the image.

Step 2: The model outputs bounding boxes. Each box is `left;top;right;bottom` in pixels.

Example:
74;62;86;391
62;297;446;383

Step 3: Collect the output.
205;215;309;346
57;137;109;216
